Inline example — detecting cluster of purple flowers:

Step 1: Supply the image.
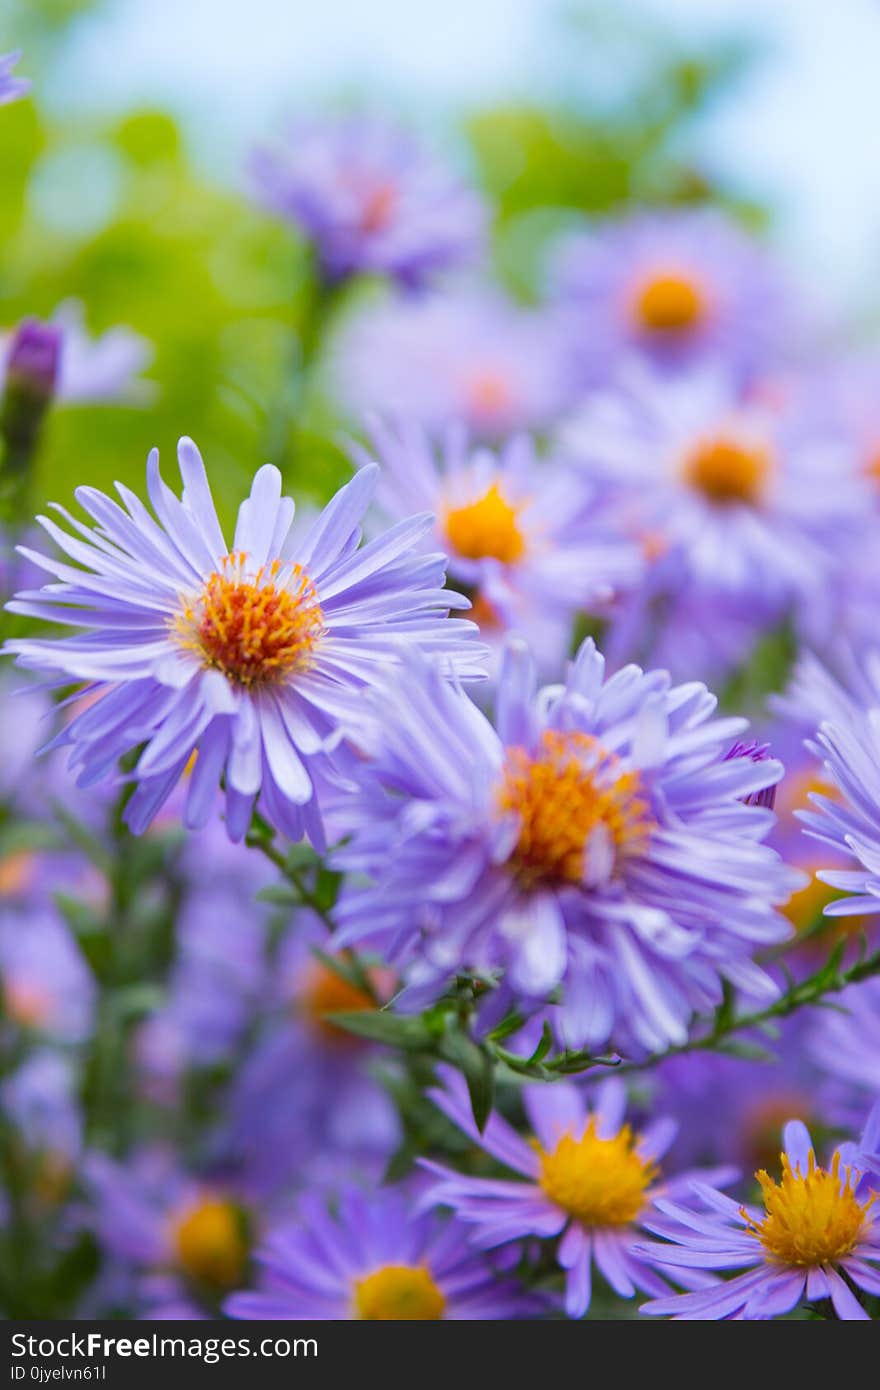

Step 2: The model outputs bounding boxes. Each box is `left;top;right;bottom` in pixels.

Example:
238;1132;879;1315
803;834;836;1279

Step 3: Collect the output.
4;57;880;1325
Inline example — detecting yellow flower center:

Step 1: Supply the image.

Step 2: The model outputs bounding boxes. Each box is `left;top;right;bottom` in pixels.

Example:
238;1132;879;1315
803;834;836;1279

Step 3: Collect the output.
537;1119;658;1226
632;271;707;334
172;1197;248;1290
173;552;324;687
299;959;380;1046
497;730;653;888
682;435;771;507
443;482;525;565
744;1150;876;1267
353;1264;446;1320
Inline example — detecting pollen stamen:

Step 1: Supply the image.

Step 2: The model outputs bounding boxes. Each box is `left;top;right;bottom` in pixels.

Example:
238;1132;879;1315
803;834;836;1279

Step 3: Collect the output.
537;1119;658;1227
743;1149;877;1267
497;730;653;888
173;551;324;687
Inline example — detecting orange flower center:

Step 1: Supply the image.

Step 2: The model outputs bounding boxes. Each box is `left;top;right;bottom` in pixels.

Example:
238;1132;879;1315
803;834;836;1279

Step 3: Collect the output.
497;730;653;889
682;435;771;507
299;959;381;1045
358;179;398;234
173;552;324;687
444;482;525;565
632;271;707;334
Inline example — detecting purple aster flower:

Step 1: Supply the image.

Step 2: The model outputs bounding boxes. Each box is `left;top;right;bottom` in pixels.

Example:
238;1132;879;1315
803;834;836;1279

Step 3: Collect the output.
559;363;869;633
349;419;642;667
724;740;777;809
796;698;880;924
0;51;29;107
251;114;486;287
0;302;153;405
225;1184;539;1320
0;907;95;1043
806;979;880;1123
5;439;484;844
422;1069;730;1318
637;1115;880;1320
333;288;574;440
1;1051;82;1170
84;1148;253;1305
221;913;400;1199
549;208;795;385
333;638;799;1053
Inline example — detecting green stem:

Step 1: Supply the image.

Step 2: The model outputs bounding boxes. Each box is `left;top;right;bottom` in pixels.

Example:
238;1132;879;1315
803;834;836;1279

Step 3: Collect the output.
611;943;880;1079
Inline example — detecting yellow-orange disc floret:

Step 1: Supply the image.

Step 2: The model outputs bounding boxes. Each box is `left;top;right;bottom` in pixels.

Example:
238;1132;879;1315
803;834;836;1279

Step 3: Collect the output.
443;482;525;565
497;730;653;889
743;1150;877;1267
299;959;379;1046
682;436;771;507
537;1120;658;1227
173;553;324;687
172;1197;248;1289
353;1264;446;1320
632;272;707;334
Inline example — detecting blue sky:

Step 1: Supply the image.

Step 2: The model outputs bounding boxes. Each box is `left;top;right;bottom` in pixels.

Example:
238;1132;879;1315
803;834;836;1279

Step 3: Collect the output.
47;0;880;308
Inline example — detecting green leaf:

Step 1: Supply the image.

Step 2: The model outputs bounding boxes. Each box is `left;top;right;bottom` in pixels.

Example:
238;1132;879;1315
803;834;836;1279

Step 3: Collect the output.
324;1009;434;1051
438;1029;496;1132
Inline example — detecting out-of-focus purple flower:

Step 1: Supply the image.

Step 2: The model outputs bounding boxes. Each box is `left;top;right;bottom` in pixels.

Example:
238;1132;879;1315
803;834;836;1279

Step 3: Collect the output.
251;115;487;287
1;1052;82;1168
648;1020;821;1174
0;907;95;1043
560;364;869;638
134;878;270;1097
84;1148;253;1303
225;1183;540;1319
333;639;799;1054
637;1115;880;1319
422;1070;730;1318
0;52;29;108
350;419;642;669
5;440;484;844
332;289;574;439
549;209;795;385
222;914;400;1199
806;979;880;1124
0;303;153;405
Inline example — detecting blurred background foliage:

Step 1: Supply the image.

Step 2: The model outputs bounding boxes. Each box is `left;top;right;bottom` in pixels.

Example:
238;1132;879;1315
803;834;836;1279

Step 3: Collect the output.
1;0;763;533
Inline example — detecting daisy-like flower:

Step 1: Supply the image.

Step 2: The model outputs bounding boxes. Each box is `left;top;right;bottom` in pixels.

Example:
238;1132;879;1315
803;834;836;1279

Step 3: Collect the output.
560;363;868;631
422;1070;730;1318
637;1112;880;1319
333;638;799;1053
333;289;573;440
251;114;486;287
5;439;483;843
0;302;154;406
225;1184;540;1320
0;51;29;108
796;699;880;925
550;208;794;383
350;419;642;664
85;1149;253;1305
